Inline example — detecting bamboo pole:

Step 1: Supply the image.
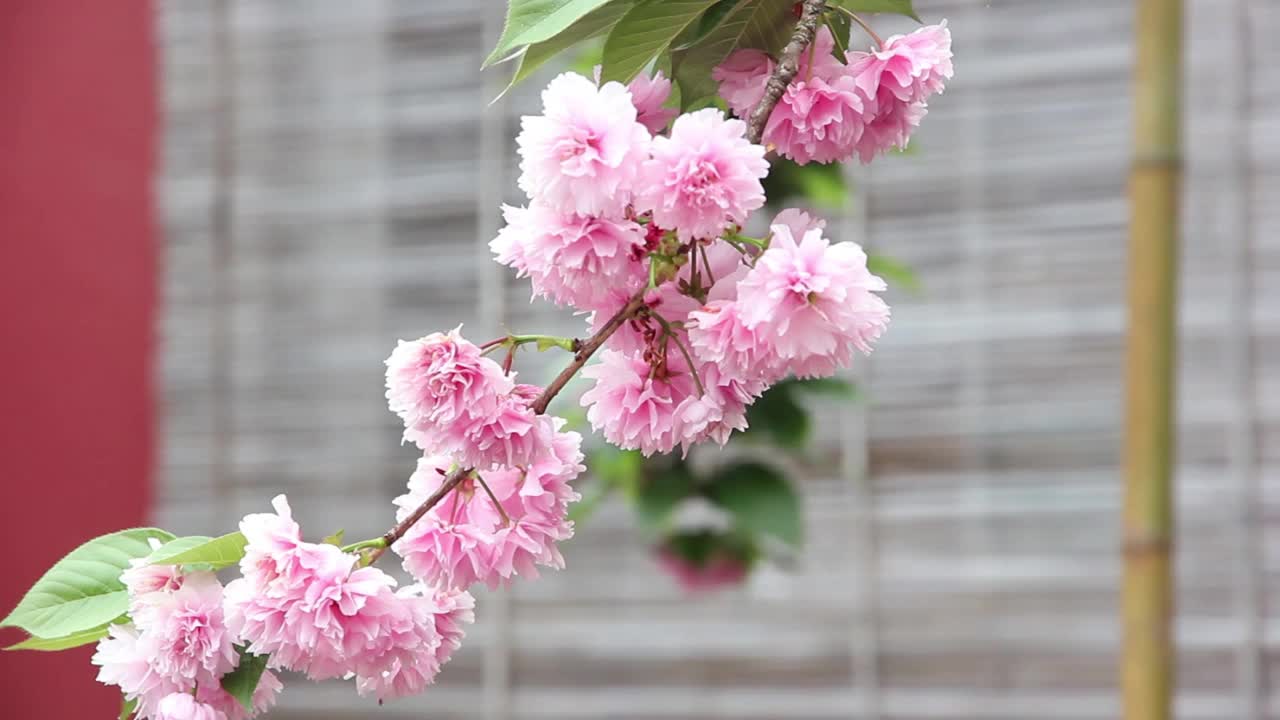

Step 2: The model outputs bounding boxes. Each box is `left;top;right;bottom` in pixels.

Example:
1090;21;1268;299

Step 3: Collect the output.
1121;0;1183;718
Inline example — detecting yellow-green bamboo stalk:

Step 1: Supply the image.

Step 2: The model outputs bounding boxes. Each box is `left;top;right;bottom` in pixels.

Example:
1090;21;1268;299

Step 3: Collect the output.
1122;0;1183;718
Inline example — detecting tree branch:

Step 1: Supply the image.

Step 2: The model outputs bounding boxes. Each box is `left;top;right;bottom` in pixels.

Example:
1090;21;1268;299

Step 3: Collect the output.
371;288;649;561
745;0;828;145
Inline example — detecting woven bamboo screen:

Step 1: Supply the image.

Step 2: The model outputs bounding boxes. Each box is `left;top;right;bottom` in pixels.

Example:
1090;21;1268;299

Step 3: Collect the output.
156;1;1279;718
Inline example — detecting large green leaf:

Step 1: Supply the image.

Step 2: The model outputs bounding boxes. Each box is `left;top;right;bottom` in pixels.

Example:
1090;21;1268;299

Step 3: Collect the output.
706;462;802;546
146;532;247;570
672;0;739;50
5;622;113;651
600;0;721;84
485;0;619;67
829;0;921;22
671;0;791;110
825;7;852;59
504;1;636;92
1;528;175;639
222;646;269;711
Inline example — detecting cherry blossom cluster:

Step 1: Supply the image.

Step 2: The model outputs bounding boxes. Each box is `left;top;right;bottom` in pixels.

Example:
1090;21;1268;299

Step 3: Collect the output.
75;16;952;715
716;23;953;164
93;548;282;719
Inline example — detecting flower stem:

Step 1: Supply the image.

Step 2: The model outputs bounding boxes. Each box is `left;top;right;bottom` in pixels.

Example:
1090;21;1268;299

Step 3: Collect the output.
836;6;884;51
474;473;512;528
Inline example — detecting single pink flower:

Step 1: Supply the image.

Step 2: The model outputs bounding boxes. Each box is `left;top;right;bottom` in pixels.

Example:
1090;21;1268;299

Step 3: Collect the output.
770;208;826;239
517;72;651;217
686;300;779;385
712;48;773;117
154;693;228;720
384;327;513;452
673;362;759;450
93;623;182;719
636;109;768;241
352;585;475;700
579;348;700;455
491;203;646;310
736;224;890;378
847;21;952;161
223;495;401;682
449;390;554;470
628;70;678;134
132;571;238;688
763;74;867;164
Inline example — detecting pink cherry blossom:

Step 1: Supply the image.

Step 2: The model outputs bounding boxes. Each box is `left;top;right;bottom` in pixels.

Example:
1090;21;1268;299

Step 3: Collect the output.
352;585;475;700
636;109;768;241
628;70;678;135
384;327;512;450
392;428;582;591
154;693;228;720
673;361;759;450
517;72;651;217
491;203;646;310
93;623;182;719
224;495;399;681
132;571;238;688
770;208;826;239
579;348;701;456
764;73;867;164
686;300;777;384
449;389;554;470
121;558;183;601
736;224;890;378
712;49;773;117
847;22;952;161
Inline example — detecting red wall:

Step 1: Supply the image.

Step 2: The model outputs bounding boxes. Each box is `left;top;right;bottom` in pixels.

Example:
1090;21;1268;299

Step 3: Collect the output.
0;1;156;717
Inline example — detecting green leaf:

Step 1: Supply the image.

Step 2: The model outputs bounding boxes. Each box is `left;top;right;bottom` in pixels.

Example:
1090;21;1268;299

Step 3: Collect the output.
791;376;858;399
503;1;635;92
221;647;269;711
825;8;851;60
636;460;696;530
672;0;739;50
146;532;247;570
5;622;113;651
600;0;720;84
744;381;810;448
671;0;790;109
829;0;921;22
485;0;619;67
1;528;175;639
119;697;137;720
322;529;345;547
706;462;802;546
867;253;921;293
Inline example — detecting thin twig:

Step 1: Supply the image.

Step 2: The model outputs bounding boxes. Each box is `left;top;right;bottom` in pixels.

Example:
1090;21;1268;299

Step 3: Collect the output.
836;6;885;50
370;289;650;562
531;290;648;415
745;0;828;144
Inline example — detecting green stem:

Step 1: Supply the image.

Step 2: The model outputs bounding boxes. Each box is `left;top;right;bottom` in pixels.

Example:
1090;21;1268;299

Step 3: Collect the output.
340;537;388;554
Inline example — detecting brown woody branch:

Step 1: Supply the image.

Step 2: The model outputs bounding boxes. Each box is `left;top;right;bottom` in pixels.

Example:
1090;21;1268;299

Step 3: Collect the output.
745;0;828;145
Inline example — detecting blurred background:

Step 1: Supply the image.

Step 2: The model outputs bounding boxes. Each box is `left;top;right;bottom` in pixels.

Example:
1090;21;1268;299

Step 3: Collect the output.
2;0;1278;718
